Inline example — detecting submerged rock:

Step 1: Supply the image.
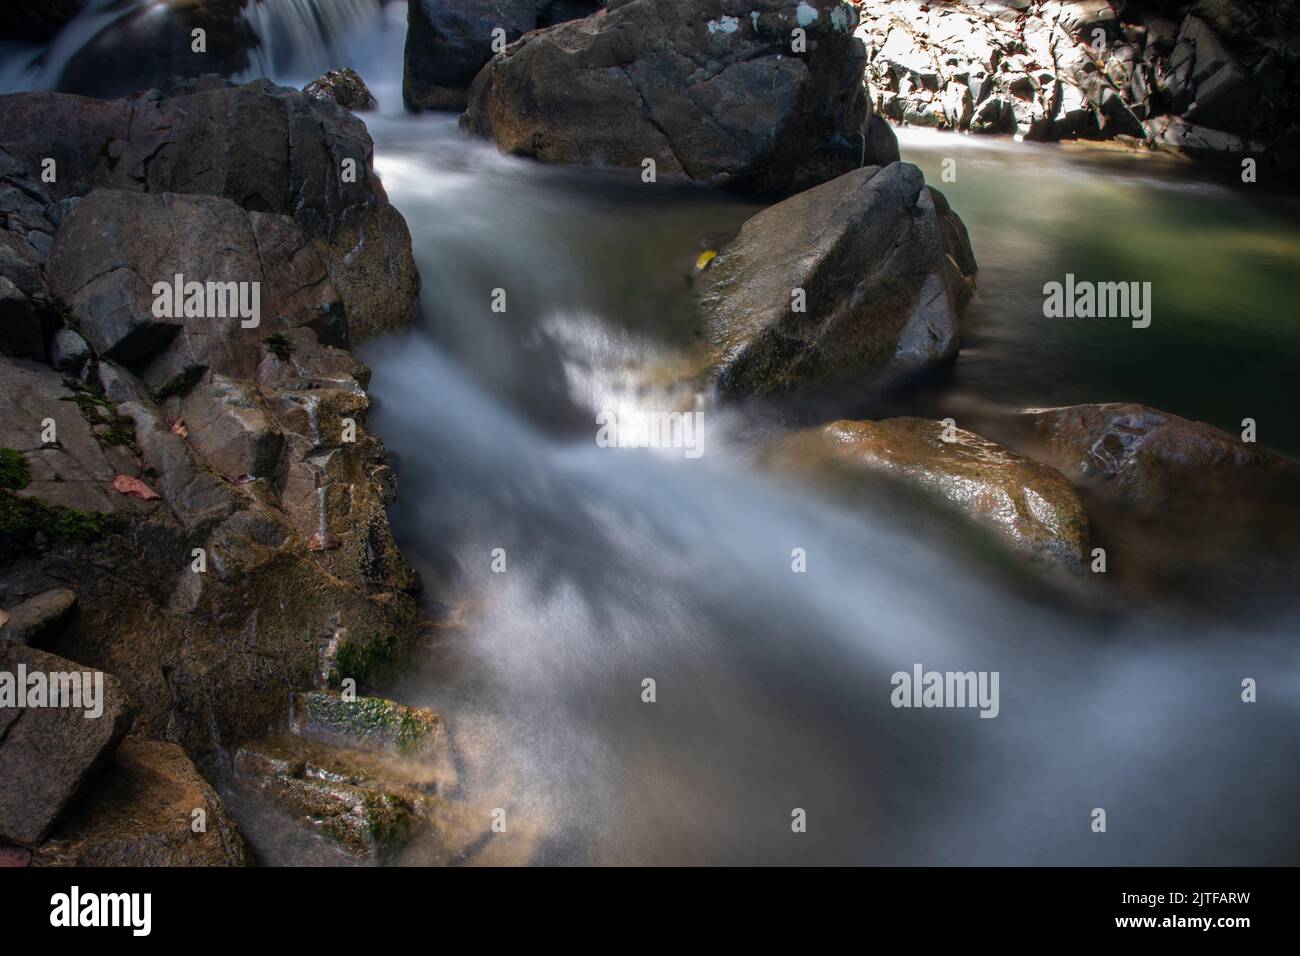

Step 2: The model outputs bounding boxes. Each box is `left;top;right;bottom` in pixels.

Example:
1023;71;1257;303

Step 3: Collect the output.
1017;403;1300;509
765;417;1090;570
404;0;602;112
304;68;378;113
462;0;872;193
699;163;976;397
1015;403;1300;601
0;643;135;847
31;737;251;866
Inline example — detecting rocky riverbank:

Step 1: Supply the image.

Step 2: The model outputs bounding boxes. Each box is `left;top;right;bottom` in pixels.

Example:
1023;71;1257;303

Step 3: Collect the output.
0;75;428;862
856;0;1300;167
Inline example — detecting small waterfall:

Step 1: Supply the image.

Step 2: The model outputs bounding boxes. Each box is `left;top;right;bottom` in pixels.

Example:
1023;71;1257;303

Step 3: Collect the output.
0;0;390;95
239;0;387;84
0;0;125;92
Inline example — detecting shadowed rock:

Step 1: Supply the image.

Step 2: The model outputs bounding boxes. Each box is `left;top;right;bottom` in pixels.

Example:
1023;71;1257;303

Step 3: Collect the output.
0;80;419;341
698;162;976;397
462;0;872;194
404;0;602;112
0;643;135;847
31;737;251;866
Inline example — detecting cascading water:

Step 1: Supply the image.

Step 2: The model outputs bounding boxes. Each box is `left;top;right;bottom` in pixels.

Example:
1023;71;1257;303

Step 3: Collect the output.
352;106;1300;863
0;0;390;94
7;2;1299;865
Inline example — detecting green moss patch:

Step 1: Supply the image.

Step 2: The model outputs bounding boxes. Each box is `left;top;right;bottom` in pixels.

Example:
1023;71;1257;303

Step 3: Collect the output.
263;333;293;361
60;379;140;457
153;364;207;402
0;489;121;560
0;449;30;491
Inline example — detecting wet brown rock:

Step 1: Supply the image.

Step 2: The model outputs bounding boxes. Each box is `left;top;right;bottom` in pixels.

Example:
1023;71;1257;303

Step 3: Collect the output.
765;417;1090;569
404;0;602;112
1017;403;1300;508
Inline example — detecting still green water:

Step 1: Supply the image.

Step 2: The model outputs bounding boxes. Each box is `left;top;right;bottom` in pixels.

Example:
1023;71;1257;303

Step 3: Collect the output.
898;129;1300;458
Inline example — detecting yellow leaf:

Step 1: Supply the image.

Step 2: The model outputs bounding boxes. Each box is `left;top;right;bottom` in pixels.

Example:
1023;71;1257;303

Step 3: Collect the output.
695;250;717;270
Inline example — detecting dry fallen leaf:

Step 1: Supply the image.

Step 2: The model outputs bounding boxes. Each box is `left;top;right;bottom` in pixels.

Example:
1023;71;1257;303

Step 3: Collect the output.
169;418;188;439
113;474;162;501
695;249;718;270
0;608;9;629
308;530;342;552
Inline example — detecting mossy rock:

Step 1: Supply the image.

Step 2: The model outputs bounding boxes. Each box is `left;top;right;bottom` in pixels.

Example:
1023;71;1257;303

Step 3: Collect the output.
291;691;445;758
0;488;120;560
0;448;30;490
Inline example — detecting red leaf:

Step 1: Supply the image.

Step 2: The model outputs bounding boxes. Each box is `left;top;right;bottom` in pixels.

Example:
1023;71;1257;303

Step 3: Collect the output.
113;474;162;501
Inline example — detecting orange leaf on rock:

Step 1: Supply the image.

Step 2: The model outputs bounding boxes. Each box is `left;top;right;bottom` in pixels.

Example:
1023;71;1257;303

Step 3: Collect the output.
113;474;161;501
170;418;188;439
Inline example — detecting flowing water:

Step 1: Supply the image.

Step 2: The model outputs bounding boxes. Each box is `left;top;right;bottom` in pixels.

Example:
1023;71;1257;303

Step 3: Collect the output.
8;3;1300;865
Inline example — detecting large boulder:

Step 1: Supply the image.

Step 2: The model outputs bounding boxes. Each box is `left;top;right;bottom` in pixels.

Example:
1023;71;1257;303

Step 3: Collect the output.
764;418;1090;570
462;0;872;193
404;0;603;111
0;79;419;341
31;737;251;866
698;162;976;397
46;189;341;381
0;643;135;847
